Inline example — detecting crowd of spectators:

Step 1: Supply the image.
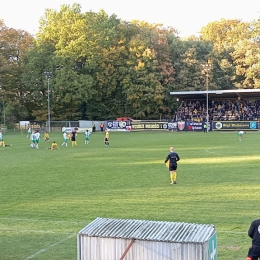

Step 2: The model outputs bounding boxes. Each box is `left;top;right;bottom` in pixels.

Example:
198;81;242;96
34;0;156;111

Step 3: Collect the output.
173;99;260;122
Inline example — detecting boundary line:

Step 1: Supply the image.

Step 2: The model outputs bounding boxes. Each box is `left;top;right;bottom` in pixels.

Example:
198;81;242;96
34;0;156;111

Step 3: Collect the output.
0;217;86;224
24;233;76;260
205;147;222;155
0;228;72;234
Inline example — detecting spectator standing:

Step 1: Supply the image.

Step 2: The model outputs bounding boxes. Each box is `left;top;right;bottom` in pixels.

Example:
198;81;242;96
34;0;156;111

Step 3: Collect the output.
203;122;207;133
247;219;260;260
100;122;104;132
92;123;96;132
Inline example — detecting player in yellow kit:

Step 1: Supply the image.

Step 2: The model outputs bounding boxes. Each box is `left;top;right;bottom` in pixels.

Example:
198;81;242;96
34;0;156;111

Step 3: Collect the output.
104;129;109;147
44;131;50;141
46;141;59;150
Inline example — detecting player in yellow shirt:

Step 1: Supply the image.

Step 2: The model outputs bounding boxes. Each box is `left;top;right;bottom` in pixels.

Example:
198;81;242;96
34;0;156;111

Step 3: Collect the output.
0;140;12;147
104;129;109;147
46;141;59;150
44;131;50;141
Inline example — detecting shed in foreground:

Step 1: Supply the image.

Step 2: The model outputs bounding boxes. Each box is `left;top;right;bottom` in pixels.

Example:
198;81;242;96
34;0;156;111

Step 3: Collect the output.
78;217;217;260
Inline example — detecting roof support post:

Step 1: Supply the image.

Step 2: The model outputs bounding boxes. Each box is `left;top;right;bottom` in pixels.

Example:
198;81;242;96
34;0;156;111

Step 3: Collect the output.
119;239;135;260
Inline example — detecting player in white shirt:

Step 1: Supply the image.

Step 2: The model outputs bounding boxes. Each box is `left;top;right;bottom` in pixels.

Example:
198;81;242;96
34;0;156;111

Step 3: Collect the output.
61;132;68;147
27;127;32;138
30;132;36;148
84;130;91;144
35;131;41;149
0;130;4;146
238;131;246;141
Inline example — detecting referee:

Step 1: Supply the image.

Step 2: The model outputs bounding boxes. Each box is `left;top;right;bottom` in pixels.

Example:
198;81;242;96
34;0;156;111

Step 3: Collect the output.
164;147;180;184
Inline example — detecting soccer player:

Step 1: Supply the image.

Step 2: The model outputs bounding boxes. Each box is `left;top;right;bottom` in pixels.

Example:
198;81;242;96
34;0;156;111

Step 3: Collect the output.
85;129;91;144
61;131;68;147
44;131;50;141
30;132;36;148
71;130;77;147
27;127;32;138
1;140;12;147
164;147;180;184
46;141;59;150
247;219;260;260
0;130;3;143
104;129;109;147
238;130;246;141
35;131;41;149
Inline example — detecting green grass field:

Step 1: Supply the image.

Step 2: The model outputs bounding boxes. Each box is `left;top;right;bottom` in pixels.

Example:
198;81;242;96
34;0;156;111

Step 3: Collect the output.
0;130;259;260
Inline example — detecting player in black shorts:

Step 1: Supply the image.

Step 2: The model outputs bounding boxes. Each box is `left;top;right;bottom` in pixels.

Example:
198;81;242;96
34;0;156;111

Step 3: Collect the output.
164;147;180;184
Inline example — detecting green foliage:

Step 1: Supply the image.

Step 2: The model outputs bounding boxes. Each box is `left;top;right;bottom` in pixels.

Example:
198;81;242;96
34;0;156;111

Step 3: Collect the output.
200;19;260;89
1;5;260;122
231;39;260;88
0;21;34;121
0;131;259;259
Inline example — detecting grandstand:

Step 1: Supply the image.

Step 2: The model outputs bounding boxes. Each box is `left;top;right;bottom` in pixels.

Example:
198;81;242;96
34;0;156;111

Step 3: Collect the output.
170;89;260;122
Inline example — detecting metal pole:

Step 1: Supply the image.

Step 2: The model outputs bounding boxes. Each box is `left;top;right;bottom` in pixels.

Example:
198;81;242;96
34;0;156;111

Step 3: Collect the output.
3;101;5;127
47;78;51;132
203;62;211;133
206;71;209;133
44;71;52;132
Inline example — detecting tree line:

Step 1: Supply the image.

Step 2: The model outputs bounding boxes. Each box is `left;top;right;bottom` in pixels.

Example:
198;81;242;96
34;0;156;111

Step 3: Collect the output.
0;3;259;126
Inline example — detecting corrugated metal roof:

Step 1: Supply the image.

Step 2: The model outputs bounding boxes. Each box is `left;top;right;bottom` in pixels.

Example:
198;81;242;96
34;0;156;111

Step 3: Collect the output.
78;217;215;243
169;89;260;100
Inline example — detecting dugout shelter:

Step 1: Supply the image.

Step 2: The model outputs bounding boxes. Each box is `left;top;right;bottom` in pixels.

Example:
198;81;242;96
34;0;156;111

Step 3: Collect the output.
78;217;217;260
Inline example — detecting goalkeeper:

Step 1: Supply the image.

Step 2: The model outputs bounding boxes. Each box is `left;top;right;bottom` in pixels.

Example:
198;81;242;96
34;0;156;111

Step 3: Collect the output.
164;147;180;184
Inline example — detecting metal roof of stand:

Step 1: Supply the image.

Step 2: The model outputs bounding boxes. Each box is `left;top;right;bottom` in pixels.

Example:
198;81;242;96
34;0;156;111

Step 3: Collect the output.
170;89;260;100
78;217;215;243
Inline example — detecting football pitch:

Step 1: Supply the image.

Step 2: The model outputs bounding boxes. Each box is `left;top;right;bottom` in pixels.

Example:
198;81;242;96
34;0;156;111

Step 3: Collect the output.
0;130;259;260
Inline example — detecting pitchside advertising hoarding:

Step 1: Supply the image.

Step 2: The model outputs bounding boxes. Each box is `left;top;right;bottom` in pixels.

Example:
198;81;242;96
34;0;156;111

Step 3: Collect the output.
107;120;205;131
107;120;132;131
168;121;205;131
213;121;259;130
104;120;259;131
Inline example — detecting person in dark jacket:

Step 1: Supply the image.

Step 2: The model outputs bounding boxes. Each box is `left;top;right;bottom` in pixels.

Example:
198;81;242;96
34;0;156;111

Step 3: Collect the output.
164;147;180;184
247;219;260;260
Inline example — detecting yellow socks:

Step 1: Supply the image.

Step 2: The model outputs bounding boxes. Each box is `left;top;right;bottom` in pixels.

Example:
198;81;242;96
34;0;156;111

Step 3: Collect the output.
170;172;177;183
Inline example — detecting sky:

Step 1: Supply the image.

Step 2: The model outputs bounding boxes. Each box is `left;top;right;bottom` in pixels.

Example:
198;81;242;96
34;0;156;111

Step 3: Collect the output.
0;0;259;37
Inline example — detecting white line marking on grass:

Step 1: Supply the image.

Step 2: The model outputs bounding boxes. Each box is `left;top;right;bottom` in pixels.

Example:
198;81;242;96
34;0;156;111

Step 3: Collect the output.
24;233;76;260
0;217;85;224
205;148;222;155
0;228;72;234
218;230;247;234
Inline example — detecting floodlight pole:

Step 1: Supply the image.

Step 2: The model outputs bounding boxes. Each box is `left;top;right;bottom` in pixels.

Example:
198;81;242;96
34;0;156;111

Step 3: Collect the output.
44;71;52;132
203;62;212;133
206;70;209;132
3;101;5;127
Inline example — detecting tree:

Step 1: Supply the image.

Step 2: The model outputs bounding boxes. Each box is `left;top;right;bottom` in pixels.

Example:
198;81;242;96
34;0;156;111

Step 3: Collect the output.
231;39;260;88
200;19;250;52
0;20;34;124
